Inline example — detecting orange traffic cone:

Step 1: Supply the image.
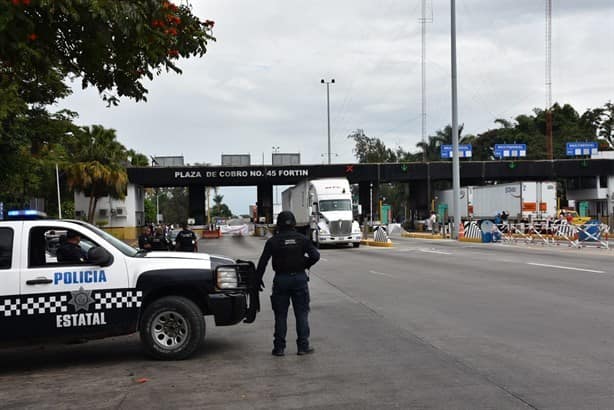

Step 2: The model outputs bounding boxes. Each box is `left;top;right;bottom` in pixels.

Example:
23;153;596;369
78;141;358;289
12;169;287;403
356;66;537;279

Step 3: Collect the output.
458;222;465;239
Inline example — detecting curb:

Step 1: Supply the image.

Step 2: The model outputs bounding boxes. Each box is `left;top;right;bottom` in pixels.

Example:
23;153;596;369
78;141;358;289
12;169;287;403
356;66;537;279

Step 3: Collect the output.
401;232;445;240
459;237;482;243
360;239;394;248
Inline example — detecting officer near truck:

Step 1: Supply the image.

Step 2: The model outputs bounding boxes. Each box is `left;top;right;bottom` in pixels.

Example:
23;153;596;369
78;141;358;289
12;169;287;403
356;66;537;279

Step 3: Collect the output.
255;211;320;357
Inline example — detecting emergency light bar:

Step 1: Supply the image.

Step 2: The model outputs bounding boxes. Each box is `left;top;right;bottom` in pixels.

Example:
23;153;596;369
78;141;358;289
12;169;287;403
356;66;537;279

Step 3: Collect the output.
6;210;48;220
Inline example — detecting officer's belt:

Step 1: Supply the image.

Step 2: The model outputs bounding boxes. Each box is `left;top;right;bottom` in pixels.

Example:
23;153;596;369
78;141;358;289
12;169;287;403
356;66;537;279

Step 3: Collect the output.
275;271;304;276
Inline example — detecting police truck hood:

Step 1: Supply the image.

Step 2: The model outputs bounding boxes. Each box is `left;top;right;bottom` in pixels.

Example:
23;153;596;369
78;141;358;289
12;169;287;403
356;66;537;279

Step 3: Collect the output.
142;251;211;261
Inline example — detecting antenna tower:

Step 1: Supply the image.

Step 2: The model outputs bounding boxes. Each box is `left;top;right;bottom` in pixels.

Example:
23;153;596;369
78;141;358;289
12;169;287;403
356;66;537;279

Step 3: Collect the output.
545;0;553;159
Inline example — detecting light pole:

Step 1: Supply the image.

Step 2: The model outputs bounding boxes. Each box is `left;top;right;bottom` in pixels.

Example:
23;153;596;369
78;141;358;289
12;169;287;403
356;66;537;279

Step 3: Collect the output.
55;163;62;219
320;78;335;164
450;0;461;239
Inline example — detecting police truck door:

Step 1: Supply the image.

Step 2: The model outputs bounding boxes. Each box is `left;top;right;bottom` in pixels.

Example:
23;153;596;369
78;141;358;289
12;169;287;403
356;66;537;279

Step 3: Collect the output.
0;222;21;341
18;223;130;341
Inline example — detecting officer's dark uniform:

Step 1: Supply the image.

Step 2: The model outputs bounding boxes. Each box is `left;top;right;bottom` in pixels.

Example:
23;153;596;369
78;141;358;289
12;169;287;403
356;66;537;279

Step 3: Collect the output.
138;230;152;251
56;232;85;263
176;226;197;252
150;233;170;251
256;211;320;356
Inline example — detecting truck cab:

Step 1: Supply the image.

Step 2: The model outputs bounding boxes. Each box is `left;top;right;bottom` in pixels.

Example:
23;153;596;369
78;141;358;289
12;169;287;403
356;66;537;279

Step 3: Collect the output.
0;213;259;360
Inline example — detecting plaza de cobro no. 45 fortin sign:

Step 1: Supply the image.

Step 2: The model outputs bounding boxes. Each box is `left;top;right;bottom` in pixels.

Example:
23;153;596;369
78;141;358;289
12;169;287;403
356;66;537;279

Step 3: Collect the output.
173;168;310;180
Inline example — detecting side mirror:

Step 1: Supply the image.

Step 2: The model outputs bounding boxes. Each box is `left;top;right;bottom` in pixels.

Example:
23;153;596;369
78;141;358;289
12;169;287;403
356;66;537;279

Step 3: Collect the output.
87;246;114;267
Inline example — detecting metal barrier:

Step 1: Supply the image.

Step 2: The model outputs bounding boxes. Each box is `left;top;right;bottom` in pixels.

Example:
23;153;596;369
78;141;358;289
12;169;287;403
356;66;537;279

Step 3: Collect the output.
496;220;610;249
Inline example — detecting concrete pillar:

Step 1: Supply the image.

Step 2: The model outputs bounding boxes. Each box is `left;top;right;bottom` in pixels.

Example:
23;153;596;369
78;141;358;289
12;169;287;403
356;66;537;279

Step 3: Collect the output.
257;183;273;224
188;185;205;225
608;176;614;228
358;182;369;224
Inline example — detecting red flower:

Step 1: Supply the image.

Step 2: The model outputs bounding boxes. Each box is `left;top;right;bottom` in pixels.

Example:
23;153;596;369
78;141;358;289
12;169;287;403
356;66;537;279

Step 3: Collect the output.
165;27;178;36
27;33;37;41
11;0;21;5
22;0;30;4
168;49;179;57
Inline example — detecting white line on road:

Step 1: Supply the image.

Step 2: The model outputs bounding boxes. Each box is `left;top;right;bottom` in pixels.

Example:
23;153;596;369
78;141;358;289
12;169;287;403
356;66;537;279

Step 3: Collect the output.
527;262;605;274
420;248;452;255
368;270;396;278
320;258;329;262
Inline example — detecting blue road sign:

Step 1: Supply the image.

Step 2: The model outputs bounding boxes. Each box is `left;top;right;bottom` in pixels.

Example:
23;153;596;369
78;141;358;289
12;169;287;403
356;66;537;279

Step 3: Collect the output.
494;144;526;158
566;142;598;157
440;144;472;159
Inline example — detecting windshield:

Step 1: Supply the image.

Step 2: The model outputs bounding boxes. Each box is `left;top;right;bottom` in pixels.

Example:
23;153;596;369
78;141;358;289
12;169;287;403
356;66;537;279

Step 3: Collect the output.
319;199;351;212
72;220;138;257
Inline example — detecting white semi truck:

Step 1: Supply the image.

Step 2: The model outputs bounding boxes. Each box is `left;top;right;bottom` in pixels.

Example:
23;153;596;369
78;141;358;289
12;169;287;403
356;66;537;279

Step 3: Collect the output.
435;181;557;221
282;178;362;247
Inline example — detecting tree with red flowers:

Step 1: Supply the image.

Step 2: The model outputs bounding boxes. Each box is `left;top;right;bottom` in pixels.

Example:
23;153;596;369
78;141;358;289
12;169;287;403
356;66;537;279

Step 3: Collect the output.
0;0;214;215
1;0;215;106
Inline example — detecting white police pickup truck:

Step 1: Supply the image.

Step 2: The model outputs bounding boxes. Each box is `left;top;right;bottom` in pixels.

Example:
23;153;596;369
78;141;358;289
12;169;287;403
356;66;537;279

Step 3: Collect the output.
0;212;260;360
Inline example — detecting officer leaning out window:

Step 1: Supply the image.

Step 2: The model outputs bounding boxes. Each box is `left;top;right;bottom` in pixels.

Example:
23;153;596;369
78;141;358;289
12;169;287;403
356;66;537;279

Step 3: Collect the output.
56;230;86;263
255;211;320;357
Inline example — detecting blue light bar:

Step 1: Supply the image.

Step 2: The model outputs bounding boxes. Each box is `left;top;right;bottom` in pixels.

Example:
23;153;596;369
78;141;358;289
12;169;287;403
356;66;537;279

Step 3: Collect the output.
6;209;47;219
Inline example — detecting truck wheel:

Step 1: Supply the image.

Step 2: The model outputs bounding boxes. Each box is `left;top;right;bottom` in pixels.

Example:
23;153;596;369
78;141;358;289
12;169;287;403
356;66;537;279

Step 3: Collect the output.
139;296;205;360
352;242;360;248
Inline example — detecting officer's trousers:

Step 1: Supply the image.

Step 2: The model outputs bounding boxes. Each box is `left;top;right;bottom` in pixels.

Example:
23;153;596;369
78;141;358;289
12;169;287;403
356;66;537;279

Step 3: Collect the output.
270;272;310;350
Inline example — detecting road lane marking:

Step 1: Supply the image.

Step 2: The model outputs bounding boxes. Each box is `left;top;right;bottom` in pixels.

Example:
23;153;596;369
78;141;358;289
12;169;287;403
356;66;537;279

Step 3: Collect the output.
320;258;329;262
368;270;395;278
527;262;604;274
420;248;452;255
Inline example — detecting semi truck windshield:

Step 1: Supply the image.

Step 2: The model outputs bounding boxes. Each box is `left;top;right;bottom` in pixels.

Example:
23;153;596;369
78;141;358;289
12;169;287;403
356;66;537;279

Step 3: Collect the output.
319;199;351;212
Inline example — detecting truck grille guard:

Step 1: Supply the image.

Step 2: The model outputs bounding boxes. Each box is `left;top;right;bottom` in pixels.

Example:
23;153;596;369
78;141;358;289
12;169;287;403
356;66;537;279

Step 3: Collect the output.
235;260;260;323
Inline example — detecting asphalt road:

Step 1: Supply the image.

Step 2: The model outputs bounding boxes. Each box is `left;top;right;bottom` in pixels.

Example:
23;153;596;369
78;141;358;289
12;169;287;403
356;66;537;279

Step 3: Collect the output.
0;235;612;409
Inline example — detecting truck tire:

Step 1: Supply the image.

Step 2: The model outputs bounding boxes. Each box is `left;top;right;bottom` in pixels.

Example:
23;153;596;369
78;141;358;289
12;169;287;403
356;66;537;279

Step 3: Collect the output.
139;296;205;360
352;242;360;248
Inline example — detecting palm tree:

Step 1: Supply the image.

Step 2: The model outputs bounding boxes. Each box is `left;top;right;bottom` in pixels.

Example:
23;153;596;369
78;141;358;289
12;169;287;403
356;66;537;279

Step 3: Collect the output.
65;125;129;223
416;124;472;161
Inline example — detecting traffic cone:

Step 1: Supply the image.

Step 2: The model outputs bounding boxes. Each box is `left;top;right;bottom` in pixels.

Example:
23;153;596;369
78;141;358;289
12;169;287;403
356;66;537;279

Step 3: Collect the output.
458;222;465;239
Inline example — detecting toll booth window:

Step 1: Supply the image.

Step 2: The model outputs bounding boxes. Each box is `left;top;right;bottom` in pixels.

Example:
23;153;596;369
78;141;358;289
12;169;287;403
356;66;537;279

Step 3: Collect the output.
29;227;97;267
0;228;13;269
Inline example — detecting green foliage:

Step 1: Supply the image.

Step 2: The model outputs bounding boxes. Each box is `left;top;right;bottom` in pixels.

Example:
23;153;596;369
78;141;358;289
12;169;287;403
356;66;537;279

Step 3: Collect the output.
210;194;232;218
1;0;214;106
64;125;131;223
154;187;188;224
0;0;208;215
144;197;157;224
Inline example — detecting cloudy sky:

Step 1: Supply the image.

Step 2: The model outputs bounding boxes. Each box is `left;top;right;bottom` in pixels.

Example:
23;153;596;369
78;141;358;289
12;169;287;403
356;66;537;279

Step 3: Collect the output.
57;0;614;214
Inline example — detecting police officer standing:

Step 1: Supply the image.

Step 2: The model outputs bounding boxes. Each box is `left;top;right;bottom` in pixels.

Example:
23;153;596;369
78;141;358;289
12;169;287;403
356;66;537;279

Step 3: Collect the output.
255;211;320;357
175;223;198;252
138;226;153;252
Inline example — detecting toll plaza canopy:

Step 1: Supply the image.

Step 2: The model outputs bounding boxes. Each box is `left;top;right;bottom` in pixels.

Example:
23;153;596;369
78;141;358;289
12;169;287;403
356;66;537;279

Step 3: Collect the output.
127;159;614;187
127;159;614;224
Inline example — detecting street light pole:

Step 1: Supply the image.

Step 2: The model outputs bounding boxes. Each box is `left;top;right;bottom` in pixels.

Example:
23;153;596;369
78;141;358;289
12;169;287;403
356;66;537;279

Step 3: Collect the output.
55;163;62;219
450;0;461;239
321;78;335;164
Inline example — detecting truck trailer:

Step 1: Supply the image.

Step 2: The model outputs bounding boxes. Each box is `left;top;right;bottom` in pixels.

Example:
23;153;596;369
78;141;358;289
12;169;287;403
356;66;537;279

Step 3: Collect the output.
282;178;362;247
436;181;557;221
